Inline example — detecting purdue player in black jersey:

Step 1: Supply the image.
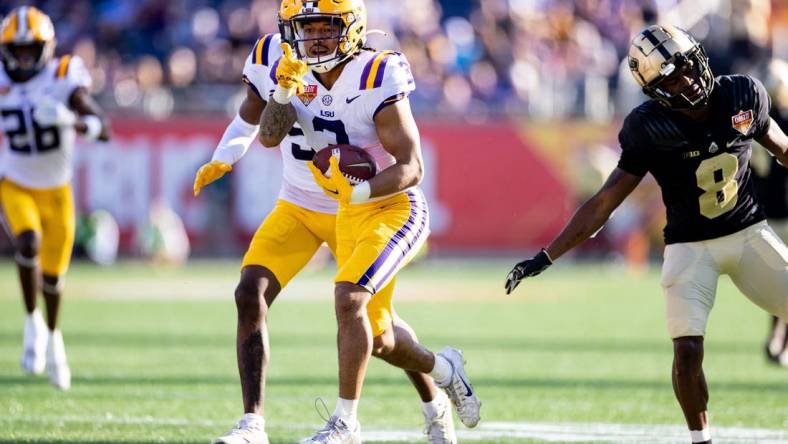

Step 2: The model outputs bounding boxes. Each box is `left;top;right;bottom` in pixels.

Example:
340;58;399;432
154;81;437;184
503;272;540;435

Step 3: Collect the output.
504;25;788;444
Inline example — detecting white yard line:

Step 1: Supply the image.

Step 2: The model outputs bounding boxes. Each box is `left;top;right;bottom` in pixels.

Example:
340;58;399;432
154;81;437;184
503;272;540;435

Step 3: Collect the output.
3;416;786;443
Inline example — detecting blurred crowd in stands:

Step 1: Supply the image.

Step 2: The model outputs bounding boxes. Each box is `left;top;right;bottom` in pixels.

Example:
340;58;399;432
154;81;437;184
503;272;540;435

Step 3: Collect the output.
2;0;785;120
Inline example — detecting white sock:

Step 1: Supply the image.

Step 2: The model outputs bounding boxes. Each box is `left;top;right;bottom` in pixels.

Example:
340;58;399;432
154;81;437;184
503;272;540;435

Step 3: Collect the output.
428;353;453;385
333;398;358;426
28;309;43;322
421;393;445;418
690;429;711;443
242;412;264;428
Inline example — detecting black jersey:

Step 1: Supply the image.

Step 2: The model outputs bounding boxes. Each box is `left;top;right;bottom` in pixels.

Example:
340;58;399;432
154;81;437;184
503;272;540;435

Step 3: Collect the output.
617;75;770;244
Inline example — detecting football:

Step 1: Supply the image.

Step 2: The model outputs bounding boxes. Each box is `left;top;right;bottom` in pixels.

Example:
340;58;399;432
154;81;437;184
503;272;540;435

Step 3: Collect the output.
312;144;377;185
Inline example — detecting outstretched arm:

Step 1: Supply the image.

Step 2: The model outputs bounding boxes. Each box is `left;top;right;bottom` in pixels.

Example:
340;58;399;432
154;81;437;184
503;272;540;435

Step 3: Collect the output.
193;86;266;196
545;168;642;260
756;117;788;167
505;168;642;294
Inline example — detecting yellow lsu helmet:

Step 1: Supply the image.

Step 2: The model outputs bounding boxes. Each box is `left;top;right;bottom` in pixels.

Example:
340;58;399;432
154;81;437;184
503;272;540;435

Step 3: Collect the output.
0;6;56;81
280;0;367;73
628;24;714;110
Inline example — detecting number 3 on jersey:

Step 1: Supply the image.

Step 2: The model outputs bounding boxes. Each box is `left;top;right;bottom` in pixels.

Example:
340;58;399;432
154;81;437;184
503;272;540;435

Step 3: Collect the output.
696;153;739;219
312;116;349;145
290;117;349;162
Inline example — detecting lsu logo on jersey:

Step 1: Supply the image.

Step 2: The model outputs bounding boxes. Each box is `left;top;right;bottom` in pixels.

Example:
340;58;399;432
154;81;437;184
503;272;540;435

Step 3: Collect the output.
732;110;754;135
299;84;318;106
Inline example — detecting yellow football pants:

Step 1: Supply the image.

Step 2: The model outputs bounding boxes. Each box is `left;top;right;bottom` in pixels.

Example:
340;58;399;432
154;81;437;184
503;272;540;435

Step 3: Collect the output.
242;199;398;336
0;179;75;276
335;189;430;336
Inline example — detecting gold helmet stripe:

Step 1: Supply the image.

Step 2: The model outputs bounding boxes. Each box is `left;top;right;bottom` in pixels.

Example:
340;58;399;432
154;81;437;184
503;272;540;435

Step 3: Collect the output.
29;8;45;41
1;13;18;43
56;54;72;79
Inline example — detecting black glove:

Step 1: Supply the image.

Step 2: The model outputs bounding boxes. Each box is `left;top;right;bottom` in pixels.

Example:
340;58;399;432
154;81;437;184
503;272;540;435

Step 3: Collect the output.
505;249;553;295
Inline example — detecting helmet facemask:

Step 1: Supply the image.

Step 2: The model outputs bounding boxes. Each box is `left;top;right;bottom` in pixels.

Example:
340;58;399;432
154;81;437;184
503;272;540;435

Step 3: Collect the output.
643;45;714;110
286;12;362;73
0;41;54;82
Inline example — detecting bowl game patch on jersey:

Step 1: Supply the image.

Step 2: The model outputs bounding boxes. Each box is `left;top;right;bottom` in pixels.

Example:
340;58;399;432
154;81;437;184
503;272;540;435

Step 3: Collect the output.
732;109;754;135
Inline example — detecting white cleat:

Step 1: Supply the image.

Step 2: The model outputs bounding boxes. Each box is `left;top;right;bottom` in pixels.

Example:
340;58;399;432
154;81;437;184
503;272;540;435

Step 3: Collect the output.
46;330;71;390
779;350;788;368
423;391;457;444
436;347;481;428
300;416;361;444
212;413;269;444
21;310;47;375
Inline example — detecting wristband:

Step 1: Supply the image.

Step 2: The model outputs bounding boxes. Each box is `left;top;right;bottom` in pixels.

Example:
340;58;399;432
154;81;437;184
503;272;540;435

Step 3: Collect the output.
272;85;294;105
81;115;102;140
350;181;371;203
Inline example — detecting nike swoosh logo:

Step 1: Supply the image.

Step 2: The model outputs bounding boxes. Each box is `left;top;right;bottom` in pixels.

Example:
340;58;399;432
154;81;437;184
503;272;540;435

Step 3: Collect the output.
326;188;339;195
346;162;373;171
346;95;361;104
726;139;739;148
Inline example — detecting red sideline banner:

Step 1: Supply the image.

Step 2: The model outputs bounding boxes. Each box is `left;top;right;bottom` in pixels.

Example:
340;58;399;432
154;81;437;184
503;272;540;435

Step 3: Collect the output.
7;118;574;253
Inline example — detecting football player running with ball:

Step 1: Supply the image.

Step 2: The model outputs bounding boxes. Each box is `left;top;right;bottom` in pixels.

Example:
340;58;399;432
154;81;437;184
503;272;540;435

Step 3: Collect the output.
506;25;788;444
257;1;481;442
0;6;109;391
195;6;465;444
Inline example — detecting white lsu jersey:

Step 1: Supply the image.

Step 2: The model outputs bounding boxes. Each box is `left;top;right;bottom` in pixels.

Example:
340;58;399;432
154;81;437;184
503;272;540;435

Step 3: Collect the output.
261;46;416;202
0;55;91;189
243;34;337;214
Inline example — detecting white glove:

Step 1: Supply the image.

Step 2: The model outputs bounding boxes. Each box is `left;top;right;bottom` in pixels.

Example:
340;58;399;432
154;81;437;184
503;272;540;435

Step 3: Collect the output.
33;98;77;127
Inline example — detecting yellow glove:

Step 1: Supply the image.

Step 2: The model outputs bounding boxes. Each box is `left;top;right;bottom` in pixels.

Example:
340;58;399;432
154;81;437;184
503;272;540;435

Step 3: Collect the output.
276;43;308;95
308;156;354;204
193;160;232;197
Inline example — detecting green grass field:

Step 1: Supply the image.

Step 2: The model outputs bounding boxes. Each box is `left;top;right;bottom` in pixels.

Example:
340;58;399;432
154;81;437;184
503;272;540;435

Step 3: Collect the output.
0;259;786;443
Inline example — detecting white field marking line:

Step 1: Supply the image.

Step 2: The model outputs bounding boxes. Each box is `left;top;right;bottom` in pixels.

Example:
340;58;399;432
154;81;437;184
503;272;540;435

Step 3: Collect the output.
0;414;227;427
2;416;787;443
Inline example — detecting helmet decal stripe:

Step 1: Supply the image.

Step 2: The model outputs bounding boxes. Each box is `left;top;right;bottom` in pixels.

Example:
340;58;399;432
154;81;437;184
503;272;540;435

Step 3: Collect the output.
30;8;43;41
642;29;672;60
17;7;28;40
27;8;38;40
261;34;273;66
1;14;18;43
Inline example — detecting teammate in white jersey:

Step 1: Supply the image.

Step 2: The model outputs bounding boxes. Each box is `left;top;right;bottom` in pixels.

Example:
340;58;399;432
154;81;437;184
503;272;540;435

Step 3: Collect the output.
194;30;456;444
258;1;481;442
0;6;109;391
